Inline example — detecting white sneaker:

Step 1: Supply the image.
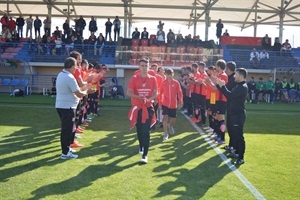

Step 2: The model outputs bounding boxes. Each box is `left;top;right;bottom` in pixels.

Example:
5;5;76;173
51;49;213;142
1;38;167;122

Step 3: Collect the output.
139;148;144;155
60;151;78;159
140;156;148;164
75;134;81;139
206;128;214;133
163;133;169;141
69;147;76;153
203;126;211;130
168;125;175;135
85;119;92;123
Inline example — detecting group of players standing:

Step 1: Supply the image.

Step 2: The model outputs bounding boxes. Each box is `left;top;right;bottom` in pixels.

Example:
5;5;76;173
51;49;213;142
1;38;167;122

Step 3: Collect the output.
127;57;248;165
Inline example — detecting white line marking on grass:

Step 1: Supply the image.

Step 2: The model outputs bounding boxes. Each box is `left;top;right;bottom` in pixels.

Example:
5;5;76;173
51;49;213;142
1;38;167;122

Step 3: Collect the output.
181;112;266;200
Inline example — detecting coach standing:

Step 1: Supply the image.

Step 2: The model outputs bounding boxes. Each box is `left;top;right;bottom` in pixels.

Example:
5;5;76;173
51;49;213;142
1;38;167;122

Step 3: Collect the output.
215;68;248;165
56;57;90;159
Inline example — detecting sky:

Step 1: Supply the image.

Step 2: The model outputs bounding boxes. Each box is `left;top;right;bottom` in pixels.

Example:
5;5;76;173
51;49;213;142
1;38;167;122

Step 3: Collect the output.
52;19;300;47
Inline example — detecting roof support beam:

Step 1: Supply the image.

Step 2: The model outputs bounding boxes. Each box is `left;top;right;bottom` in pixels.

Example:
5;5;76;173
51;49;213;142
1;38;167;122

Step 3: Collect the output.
1;1;298;14
70;0;77;16
241;0;260;30
11;0;22;15
257;1;278;10
243;13;278;29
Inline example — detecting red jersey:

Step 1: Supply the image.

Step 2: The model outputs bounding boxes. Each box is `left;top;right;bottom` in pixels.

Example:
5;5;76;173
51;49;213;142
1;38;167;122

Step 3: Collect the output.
197;72;208;96
74;68;83;83
127;73;158;107
205;82;211;100
159;79;183;109
216;72;228;102
91;72;102;95
189;71;201;94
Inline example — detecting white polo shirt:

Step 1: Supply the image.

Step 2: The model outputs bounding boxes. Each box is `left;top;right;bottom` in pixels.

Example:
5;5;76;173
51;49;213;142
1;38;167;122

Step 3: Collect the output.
55;69;80;109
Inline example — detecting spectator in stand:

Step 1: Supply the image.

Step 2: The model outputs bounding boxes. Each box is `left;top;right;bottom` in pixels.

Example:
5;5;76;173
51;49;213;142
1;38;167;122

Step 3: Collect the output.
132;28;140;39
42;32;49;43
62;19;69;40
3;27;13;43
166;29;175;44
250;48;260;68
185;34;193;46
273;37;281;51
44;36;54;55
98;33;105;41
34;16;42;39
27;35;36;54
281;39;292;54
176;34;185;46
54;37;62;55
11;30;19;47
76;16;86;37
8;17;16;33
36;36;44;54
255;77;266;103
16;15;25;38
94;34;104;56
288;78;297;102
216;19;223;39
141;27;149;39
274;78;281;101
43;16;51;35
193;35;202;47
262;34;271;50
157;20;164;30
53;26;61;38
105;18;113;41
65;35;75;55
156;28;165;46
89;32;97;44
0;34;6;53
113;16;121;42
89;16;98;35
26;15;33;38
247;77;256;103
65;26;75;42
223;29;229;36
259;49;269;67
265;76;275;103
1;14;9;30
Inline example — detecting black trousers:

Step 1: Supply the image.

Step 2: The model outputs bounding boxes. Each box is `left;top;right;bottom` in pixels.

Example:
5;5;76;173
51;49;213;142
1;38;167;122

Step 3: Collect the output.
57;108;76;154
227;113;246;159
114;28;120;41
136;107;154;157
34;27;40;38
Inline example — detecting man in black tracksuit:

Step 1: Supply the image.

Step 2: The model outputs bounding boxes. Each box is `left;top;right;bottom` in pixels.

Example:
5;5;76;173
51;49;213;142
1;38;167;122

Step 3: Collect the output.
224;61;237;153
216;68;248;165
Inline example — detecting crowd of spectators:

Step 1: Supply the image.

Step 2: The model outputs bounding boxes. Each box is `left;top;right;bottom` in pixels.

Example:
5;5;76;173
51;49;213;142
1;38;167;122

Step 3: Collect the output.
130;21;205;49
0;14;121;56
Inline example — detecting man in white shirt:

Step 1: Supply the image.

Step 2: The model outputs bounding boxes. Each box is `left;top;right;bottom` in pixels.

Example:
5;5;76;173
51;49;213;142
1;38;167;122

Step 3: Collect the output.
259;49;269;67
55;57;91;159
249;48;260;68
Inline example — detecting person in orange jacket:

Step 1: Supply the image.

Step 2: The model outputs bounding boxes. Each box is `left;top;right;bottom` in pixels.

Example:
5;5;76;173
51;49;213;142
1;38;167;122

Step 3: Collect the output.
159;68;183;141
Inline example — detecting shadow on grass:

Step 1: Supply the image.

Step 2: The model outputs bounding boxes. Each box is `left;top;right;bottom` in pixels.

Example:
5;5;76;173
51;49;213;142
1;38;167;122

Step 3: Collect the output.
0;127;61;182
152;132;230;199
29;130;139;199
153;155;229;199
